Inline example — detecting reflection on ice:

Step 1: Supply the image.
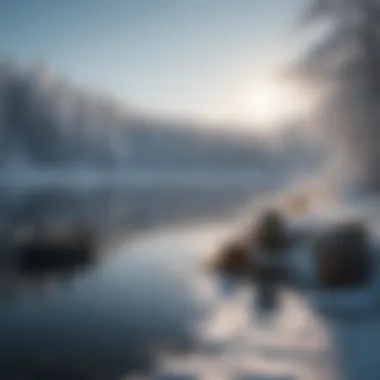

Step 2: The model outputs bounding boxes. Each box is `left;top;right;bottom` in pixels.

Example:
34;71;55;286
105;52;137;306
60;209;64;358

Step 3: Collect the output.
155;206;380;380
1;188;380;379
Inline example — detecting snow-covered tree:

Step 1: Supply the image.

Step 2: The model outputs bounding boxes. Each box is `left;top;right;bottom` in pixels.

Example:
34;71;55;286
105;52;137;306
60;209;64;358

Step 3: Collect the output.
296;0;380;194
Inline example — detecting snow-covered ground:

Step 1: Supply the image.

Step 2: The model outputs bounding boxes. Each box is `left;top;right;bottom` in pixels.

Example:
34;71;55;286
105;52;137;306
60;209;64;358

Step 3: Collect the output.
121;215;380;380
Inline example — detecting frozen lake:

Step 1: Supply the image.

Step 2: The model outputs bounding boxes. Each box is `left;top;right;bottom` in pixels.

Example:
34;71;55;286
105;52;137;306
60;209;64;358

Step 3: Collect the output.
0;188;380;379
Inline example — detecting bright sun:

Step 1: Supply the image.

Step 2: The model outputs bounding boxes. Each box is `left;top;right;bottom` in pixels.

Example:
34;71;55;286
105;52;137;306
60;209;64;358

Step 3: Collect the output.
237;79;303;129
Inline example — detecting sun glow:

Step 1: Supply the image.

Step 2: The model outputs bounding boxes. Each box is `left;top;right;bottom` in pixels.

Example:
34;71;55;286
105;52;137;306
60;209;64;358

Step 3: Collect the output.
235;78;306;129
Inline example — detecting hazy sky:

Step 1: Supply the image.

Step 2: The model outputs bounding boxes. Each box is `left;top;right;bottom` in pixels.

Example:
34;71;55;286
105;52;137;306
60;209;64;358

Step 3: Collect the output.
0;0;308;122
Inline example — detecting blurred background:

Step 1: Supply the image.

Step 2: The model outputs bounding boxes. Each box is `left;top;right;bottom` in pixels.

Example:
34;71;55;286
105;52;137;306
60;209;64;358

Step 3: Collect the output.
1;0;380;379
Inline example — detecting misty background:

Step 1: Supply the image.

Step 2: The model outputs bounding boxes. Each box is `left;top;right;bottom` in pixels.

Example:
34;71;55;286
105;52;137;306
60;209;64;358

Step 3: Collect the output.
1;1;380;379
1;0;379;203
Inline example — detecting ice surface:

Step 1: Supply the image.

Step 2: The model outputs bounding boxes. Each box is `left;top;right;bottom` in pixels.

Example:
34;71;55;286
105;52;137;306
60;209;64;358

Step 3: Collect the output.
144;217;380;380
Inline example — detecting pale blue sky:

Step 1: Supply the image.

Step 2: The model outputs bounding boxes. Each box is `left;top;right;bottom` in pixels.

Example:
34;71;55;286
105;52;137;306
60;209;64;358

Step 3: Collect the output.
0;0;308;122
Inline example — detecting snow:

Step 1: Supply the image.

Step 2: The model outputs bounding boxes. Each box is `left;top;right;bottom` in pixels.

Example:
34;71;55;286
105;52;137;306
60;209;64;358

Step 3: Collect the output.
132;220;380;380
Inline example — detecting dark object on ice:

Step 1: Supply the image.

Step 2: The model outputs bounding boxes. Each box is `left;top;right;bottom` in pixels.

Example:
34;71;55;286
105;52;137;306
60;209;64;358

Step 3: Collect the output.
252;209;291;253
211;209;291;280
248;209;291;285
314;221;373;288
211;239;253;276
16;226;96;274
254;259;287;285
256;282;279;314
